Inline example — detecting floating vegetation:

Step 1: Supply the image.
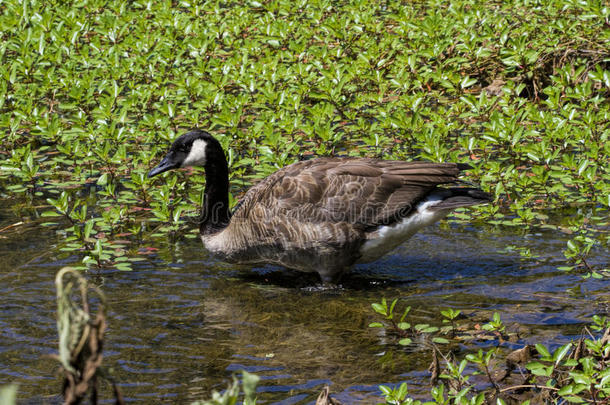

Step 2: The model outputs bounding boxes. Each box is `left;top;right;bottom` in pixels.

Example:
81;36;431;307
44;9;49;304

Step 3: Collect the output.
370;300;610;404
0;0;607;277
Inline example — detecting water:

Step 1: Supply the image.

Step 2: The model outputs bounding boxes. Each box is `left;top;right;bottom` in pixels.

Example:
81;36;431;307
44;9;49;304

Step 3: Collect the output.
0;202;608;404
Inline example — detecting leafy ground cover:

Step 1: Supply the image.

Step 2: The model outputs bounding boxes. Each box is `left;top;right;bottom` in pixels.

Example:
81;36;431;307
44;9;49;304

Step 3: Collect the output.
0;0;609;403
1;0;608;273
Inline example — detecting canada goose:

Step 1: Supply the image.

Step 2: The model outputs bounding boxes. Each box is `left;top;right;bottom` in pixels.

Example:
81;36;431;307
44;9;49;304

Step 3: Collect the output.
148;130;491;283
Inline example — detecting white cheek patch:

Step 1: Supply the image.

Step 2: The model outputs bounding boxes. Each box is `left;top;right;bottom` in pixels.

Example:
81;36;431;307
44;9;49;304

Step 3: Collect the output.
182;139;207;167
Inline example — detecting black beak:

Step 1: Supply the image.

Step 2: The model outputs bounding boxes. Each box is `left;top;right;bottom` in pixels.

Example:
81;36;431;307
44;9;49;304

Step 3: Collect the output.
148;155;178;178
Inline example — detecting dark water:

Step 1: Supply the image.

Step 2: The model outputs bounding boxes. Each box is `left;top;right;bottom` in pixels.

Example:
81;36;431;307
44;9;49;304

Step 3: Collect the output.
0;203;608;404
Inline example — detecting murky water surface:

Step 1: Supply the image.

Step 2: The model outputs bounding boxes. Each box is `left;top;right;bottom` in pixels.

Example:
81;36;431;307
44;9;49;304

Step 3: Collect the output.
0;202;608;404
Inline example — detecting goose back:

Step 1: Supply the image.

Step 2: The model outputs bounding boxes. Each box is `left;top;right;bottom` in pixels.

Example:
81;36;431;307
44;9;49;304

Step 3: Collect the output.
202;158;472;280
232;158;463;227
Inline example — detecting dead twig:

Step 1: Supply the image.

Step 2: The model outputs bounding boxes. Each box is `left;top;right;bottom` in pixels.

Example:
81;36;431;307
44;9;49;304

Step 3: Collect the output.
315;385;343;405
0;221;24;233
54;267;124;405
500;384;559;393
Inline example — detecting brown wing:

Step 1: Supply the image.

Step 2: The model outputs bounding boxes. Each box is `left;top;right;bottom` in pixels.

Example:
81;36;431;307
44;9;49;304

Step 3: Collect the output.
232;157;465;230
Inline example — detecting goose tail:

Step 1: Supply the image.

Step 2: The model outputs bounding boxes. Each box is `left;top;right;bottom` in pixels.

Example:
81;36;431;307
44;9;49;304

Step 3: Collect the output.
428;187;492;211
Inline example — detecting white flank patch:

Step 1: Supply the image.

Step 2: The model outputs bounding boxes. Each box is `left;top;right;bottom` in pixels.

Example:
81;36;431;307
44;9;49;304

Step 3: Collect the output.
182;139;207;167
358;194;450;263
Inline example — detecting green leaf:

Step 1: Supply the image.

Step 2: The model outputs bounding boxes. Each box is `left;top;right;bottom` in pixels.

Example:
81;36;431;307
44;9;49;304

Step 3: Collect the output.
472;393;486;405
553;343;572;366
0;384;17;405
84;220;94;240
526;361;545;370
460;76;477;89
562;396;586;403
115;262;132;271
399;306;411;322
567;240;578;252
396;382;408;400
97;173;108;186
535;343;551;359
389;299;398;315
93;239;103;258
371;303;387;316
242;370;259;404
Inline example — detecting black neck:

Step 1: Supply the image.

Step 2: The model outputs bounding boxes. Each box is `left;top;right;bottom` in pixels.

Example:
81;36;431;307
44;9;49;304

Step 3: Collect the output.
199;145;231;235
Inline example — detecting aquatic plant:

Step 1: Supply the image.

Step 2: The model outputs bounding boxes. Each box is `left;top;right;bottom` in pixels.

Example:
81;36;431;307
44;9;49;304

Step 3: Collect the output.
191;371;258;405
0;0;607;276
0;0;608;401
370;302;610;404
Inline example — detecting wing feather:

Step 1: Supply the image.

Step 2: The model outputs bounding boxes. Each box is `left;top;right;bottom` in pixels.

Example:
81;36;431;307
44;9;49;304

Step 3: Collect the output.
232;158;467;231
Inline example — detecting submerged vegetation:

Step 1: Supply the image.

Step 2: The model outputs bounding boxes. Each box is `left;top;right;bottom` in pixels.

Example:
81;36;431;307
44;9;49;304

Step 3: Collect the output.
0;0;608;403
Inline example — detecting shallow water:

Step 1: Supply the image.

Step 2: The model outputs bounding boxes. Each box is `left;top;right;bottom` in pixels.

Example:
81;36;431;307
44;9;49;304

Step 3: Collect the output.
0;202;608;404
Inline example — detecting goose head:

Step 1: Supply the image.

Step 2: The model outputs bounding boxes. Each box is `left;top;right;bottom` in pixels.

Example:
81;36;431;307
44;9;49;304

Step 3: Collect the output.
148;130;224;178
148;130;231;233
